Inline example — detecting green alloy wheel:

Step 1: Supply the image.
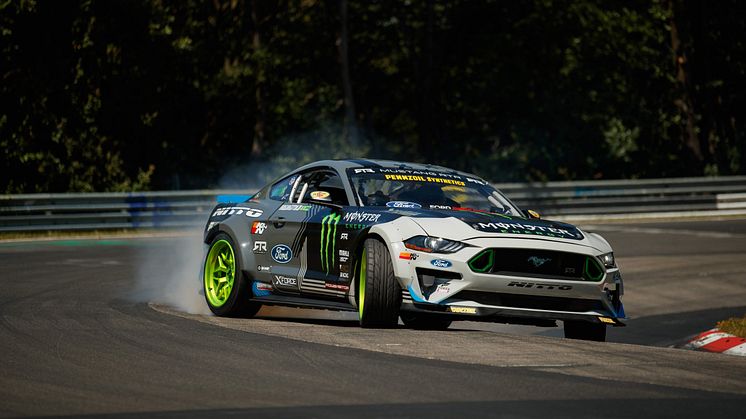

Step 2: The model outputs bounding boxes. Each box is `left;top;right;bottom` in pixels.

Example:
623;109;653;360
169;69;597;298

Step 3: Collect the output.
203;233;261;317
204;239;235;308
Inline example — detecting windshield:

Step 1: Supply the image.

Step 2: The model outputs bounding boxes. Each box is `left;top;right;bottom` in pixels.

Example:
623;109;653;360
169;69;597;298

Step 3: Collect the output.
347;168;522;216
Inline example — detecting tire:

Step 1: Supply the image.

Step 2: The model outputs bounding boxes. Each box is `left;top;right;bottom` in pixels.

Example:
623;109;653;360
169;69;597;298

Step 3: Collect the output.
203;233;261;317
358;238;401;328
400;312;452;330
564;320;606;342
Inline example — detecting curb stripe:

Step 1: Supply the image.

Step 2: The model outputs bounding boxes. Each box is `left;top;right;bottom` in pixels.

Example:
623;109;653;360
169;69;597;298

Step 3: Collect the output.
684;328;746;356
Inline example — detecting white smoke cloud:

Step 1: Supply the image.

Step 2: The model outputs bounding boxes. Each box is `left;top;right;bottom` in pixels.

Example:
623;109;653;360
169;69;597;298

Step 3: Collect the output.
129;228;211;315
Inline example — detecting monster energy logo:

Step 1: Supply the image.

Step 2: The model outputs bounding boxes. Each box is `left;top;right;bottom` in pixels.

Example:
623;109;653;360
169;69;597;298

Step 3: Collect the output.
320;213;341;274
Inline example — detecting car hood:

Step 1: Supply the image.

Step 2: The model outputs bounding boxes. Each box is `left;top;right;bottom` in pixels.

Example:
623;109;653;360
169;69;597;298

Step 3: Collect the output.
397;208;609;252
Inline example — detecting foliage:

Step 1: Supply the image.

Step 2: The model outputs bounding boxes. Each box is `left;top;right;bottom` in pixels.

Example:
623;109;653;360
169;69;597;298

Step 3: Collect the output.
1;0;745;192
717;315;746;339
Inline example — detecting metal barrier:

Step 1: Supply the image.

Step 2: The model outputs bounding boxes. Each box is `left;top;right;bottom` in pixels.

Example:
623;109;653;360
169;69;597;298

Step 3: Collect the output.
2;177;746;232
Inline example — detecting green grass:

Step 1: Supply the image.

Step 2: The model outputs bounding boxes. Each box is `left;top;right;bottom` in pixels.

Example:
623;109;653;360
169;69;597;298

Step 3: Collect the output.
717;315;746;338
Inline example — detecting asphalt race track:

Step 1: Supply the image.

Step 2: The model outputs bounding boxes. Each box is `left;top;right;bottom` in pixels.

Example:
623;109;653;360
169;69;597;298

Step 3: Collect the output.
2;219;746;418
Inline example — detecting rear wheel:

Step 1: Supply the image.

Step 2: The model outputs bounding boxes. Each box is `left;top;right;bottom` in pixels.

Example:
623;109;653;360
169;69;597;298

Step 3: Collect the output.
564;320;606;342
358;238;401;328
203;233;261;317
400;312;452;330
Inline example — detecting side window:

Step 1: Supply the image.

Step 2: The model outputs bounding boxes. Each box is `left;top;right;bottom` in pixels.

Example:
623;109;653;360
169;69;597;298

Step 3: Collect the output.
298;170;349;206
269;174;299;201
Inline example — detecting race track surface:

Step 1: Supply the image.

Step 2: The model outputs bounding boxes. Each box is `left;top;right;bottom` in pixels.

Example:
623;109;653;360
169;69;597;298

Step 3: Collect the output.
1;219;746;418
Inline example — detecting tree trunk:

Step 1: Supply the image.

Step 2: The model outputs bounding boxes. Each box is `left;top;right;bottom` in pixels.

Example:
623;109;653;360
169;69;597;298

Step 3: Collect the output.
337;0;359;148
668;0;702;162
251;0;266;158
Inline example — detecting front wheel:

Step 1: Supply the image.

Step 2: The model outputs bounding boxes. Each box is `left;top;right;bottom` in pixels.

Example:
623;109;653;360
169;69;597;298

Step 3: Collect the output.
358;238;401;328
203;233;261;317
564;320;606;342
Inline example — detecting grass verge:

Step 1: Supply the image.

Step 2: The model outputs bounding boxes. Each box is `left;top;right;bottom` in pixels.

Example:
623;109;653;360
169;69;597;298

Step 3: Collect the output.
717;315;746;338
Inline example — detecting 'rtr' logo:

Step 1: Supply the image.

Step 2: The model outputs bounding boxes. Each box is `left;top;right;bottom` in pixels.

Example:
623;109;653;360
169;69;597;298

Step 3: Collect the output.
252;241;267;253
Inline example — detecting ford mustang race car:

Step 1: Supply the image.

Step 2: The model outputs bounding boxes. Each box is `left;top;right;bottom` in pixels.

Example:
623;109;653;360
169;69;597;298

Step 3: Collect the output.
202;159;625;341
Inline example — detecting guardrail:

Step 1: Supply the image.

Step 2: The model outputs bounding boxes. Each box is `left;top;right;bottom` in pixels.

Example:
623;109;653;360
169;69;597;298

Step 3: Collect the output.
2;177;746;232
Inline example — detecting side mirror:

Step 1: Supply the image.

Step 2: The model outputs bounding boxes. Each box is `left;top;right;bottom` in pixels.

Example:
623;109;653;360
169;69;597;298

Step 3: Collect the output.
309;190;332;202
524;209;541;219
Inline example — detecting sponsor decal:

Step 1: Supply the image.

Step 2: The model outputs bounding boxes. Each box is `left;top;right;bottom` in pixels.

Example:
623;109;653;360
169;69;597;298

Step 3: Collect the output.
206;221;217;230
354;168;375;174
320;213;341;274
474;221;582;240
251;221;267;235
244;208;263;217
213;206;262;217
255;282;273;291
340;232;349;240
339;249;350;263
527;256;552;267
431;259;452;268
271;244;293;264
336;263;350;279
598;317;616;324
343;211;381;223
257;265;271;272
448;306;477;314
399;252;418;260
252;241;267;254
273;275;297;287
435;283;451;293
386;201;422;209
465;177;487;185
564;267;576;274
507;281;572;290
325;283;350;291
279;204;312;211
429;204;452;210
310;191;331;200
383;174;465;187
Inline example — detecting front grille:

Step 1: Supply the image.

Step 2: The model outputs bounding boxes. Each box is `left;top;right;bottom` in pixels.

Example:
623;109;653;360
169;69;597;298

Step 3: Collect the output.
468;248;604;281
455;290;604;313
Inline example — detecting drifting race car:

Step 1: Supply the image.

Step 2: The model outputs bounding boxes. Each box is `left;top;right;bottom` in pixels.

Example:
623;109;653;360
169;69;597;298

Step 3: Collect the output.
202;159;625;341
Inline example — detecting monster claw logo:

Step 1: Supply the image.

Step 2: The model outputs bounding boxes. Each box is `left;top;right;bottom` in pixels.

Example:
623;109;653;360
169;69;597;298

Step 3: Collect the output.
320;213;341;274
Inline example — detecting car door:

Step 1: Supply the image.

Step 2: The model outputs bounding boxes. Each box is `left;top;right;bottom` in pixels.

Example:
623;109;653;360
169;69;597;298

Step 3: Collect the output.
267;168;352;299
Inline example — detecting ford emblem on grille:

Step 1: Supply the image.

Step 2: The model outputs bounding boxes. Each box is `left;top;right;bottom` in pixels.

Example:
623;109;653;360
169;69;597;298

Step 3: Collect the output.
527;256;551;267
431;259;452;268
271;244;293;264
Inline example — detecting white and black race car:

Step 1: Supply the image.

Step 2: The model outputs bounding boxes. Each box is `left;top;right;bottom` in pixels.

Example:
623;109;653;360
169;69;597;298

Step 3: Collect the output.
202;159;625;341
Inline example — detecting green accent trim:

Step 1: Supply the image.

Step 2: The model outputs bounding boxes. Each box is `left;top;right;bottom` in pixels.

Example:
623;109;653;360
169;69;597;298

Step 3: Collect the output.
583;256;604;281
359;248;367;319
203;239;235;307
320;213;341;274
468;249;495;273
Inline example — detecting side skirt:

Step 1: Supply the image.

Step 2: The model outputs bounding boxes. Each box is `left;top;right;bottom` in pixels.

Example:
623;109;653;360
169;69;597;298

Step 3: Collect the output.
251;295;357;312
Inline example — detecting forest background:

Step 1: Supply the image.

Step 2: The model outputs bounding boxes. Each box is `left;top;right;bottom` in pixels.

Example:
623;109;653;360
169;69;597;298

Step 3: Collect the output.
2;0;744;192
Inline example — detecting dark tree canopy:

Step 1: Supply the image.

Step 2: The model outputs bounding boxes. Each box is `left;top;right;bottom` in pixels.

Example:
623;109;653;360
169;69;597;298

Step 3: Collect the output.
2;0;745;192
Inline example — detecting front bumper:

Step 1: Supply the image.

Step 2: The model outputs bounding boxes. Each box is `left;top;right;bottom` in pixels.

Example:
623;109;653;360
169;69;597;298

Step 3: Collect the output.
391;238;626;326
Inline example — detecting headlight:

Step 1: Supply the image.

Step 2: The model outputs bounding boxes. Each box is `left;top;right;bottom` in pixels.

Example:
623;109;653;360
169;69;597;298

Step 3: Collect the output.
600;252;616;268
404;236;466;253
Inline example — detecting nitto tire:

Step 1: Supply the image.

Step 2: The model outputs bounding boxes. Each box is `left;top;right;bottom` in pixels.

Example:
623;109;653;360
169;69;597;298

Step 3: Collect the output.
564;320;606;342
203;233;261;317
400;312;452;330
358;238;401;328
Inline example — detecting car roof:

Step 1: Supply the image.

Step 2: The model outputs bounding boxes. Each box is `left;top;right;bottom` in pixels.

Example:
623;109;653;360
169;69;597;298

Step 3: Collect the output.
294;159;485;181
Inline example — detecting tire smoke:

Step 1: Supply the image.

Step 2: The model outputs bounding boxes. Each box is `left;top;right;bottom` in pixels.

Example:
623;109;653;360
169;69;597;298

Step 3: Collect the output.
129;229;212;315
